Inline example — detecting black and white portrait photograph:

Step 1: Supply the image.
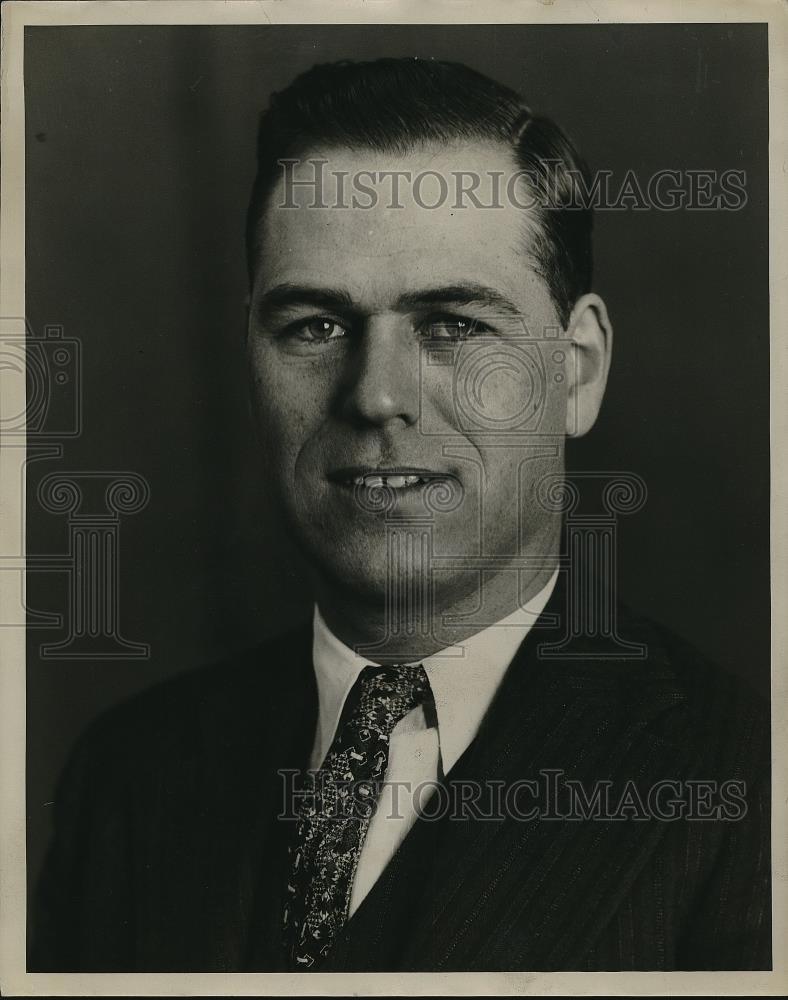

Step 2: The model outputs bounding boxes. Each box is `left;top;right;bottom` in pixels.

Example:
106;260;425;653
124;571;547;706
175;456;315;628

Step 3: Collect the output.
0;0;786;995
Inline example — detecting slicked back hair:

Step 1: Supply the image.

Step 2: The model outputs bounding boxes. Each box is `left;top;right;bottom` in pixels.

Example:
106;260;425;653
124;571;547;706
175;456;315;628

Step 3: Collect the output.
246;58;593;328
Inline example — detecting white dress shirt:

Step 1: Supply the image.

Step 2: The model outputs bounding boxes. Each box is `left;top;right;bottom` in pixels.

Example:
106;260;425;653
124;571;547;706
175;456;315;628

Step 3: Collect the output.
310;569;558;915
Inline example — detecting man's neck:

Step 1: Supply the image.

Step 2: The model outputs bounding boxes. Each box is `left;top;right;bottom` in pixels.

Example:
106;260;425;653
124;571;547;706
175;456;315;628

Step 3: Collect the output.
310;554;560;664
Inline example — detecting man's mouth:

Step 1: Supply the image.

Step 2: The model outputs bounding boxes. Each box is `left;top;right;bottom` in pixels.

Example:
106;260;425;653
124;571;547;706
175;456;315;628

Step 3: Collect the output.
328;468;451;490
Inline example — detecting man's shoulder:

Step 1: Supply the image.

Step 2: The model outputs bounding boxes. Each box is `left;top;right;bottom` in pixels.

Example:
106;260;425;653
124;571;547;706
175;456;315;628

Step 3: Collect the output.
618;602;766;704
68;620;315;776
534;593;769;780
614;603;770;774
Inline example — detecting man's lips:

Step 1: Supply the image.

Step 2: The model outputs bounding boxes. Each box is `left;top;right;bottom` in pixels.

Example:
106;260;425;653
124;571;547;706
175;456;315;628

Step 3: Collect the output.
327;467;456;490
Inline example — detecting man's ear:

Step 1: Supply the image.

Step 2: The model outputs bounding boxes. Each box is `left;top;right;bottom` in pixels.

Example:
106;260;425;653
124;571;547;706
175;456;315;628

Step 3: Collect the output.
565;293;613;438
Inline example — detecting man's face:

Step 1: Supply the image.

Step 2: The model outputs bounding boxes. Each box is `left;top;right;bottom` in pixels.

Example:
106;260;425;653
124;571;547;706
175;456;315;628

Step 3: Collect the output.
247;141;570;605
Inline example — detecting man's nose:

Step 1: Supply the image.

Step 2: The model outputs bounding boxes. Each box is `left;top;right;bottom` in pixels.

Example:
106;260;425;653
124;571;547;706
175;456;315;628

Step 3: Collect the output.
340;316;420;428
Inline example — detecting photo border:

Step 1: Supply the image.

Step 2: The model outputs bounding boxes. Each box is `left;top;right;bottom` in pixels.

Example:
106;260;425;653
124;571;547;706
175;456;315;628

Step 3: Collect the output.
1;1;785;995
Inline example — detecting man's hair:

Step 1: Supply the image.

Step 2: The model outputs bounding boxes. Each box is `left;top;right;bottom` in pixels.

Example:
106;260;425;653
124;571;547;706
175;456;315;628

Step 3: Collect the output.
246;58;593;328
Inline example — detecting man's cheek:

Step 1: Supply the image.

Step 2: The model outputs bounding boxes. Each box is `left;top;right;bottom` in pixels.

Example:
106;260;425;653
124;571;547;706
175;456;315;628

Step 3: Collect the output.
418;371;460;436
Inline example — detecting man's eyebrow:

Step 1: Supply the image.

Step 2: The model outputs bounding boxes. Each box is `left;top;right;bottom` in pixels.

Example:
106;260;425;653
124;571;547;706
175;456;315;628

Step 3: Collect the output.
254;283;356;318
396;284;524;318
254;281;525;320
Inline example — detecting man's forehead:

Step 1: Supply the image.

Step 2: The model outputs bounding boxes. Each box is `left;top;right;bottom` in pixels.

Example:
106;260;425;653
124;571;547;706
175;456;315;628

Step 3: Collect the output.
272;138;521;203
256;140;546;306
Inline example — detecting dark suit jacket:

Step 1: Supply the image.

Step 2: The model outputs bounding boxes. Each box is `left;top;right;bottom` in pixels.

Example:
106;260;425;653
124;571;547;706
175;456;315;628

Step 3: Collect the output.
29;575;771;972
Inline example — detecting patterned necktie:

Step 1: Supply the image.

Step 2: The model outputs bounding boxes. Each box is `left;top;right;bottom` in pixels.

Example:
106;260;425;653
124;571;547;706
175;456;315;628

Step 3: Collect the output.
283;662;431;969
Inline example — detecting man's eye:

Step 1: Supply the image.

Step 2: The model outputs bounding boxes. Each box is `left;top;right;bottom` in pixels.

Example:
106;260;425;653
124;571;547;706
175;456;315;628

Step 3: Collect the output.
292;318;350;343
420;315;489;340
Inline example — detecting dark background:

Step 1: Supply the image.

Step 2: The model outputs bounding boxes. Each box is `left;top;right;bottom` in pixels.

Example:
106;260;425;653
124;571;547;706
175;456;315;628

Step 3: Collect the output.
25;23;769;910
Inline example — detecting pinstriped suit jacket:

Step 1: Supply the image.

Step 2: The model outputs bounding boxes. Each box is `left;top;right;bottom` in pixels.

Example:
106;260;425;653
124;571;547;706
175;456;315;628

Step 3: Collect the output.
30;574;771;971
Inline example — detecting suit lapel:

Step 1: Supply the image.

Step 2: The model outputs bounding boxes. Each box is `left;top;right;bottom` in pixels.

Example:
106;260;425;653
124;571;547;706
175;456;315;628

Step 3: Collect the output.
325;574;703;971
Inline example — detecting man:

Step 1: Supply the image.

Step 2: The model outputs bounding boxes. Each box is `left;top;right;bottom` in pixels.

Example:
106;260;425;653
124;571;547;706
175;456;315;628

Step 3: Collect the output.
30;58;770;972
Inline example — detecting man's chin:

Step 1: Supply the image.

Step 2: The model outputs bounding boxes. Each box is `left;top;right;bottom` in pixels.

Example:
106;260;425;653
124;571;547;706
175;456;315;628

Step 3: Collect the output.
301;535;420;604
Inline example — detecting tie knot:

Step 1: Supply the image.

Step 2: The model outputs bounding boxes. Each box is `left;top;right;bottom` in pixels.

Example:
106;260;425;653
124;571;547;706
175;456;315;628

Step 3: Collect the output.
343;663;431;742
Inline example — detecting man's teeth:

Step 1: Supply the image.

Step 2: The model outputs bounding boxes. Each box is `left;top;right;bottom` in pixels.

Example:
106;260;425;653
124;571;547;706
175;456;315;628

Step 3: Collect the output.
351;474;426;488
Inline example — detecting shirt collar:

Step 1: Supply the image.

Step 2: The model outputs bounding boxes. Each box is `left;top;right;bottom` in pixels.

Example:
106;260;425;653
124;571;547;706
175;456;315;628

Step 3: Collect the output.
311;569;559;773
